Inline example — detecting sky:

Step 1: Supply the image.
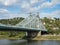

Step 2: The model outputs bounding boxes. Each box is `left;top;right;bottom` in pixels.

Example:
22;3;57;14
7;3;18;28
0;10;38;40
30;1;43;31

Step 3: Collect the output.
0;0;60;19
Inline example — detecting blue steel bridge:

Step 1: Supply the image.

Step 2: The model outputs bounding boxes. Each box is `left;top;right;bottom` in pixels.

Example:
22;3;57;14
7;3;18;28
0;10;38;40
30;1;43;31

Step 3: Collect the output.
0;14;47;38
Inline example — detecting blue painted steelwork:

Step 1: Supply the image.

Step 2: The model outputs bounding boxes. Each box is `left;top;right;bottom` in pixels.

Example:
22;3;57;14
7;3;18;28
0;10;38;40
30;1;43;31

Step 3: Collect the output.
0;14;47;31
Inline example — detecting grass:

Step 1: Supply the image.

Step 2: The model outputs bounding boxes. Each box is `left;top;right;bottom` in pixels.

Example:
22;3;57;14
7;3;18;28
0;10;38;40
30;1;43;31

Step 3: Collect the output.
33;35;60;40
0;33;25;39
0;34;60;40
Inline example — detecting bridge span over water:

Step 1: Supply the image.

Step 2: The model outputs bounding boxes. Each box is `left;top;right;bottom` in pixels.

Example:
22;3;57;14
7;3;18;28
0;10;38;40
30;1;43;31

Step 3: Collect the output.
0;14;47;39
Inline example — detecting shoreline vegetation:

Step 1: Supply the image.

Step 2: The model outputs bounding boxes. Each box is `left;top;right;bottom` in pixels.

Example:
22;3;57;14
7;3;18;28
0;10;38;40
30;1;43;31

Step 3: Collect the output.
0;35;60;40
33;35;60;40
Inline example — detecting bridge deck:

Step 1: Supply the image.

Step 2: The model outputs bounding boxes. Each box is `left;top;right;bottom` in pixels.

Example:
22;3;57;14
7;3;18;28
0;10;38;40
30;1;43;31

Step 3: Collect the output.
0;25;47;31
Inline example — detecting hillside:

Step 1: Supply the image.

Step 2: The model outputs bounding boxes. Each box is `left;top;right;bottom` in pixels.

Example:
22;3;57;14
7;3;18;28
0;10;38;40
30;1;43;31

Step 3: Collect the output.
0;17;24;25
41;17;60;34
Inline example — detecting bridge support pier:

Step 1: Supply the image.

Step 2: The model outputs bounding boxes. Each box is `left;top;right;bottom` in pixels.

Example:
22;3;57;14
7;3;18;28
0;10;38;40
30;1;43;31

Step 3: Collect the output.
25;31;41;39
36;31;41;37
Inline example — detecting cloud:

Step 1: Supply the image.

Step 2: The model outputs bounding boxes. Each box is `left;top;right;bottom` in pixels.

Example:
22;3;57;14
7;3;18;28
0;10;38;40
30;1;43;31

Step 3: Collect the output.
29;0;60;13
1;0;59;13
40;2;53;8
0;9;9;13
53;10;60;15
20;0;41;13
0;0;60;19
52;0;60;4
20;0;60;13
0;0;18;6
0;9;10;19
0;8;27;19
21;1;31;9
30;0;40;4
29;7;39;12
40;10;60;18
39;0;60;9
0;8;60;19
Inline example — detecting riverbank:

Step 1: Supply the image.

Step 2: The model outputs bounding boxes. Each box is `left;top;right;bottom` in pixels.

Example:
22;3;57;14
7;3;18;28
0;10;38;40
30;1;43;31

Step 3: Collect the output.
33;35;60;40
0;35;60;40
0;35;22;39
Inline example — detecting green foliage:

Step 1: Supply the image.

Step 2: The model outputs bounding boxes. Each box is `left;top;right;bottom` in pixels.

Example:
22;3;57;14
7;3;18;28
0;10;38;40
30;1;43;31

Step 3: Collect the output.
42;17;60;34
0;17;24;25
0;31;9;35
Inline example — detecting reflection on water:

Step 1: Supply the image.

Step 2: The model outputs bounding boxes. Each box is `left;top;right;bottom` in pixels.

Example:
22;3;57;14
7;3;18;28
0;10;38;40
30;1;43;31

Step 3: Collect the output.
0;39;60;45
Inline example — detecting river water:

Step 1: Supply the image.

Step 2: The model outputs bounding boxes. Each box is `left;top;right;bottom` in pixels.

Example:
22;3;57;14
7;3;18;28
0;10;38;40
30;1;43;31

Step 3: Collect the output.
0;39;60;45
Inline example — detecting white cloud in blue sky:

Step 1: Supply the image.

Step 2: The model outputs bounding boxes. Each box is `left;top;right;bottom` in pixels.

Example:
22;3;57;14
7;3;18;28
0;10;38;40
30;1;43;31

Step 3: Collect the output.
0;0;60;19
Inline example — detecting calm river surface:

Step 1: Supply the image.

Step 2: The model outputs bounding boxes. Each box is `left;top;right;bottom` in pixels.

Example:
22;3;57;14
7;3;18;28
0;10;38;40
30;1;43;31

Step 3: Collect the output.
0;39;60;45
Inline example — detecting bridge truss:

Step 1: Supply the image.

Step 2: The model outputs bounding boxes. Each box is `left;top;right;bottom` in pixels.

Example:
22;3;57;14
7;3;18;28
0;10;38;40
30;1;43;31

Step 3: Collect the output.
16;14;47;31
